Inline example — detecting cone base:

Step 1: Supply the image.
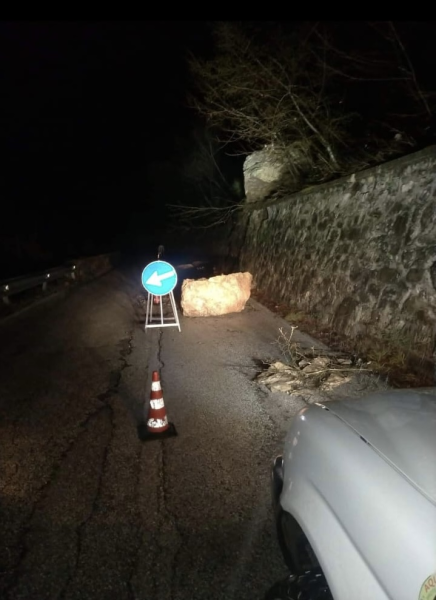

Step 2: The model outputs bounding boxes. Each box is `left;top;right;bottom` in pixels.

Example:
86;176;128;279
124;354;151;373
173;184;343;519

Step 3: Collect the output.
137;421;177;442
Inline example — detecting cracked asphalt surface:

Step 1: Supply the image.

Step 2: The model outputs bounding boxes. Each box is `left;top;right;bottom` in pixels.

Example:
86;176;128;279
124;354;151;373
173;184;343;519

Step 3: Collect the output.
0;261;324;600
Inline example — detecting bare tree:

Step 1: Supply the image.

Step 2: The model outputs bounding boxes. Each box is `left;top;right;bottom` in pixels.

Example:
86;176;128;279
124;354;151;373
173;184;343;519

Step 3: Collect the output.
167;126;245;230
187;21;435;189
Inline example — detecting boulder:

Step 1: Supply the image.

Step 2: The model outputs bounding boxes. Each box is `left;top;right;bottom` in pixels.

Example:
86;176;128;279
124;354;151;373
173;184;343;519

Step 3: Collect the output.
181;272;252;317
243;146;285;203
243;143;310;203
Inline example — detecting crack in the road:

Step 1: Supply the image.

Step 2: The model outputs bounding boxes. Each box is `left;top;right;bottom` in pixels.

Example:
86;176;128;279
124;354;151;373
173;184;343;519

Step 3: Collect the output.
6;392;37;435
128;327;169;599
129;326;184;600
4;331;136;599
2;401;110;597
107;325;146;600
57;331;135;600
157;328;165;371
127;439;156;600
138;441;184;600
57;404;114;600
126;441;144;600
0;396;36;494
162;441;185;600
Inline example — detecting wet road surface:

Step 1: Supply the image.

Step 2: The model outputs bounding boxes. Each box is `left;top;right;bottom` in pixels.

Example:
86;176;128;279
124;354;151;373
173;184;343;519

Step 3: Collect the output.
0;262;322;600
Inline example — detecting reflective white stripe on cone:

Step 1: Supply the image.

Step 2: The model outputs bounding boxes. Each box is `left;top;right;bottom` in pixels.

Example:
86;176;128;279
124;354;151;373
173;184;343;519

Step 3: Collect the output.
150;398;164;409
147;416;169;429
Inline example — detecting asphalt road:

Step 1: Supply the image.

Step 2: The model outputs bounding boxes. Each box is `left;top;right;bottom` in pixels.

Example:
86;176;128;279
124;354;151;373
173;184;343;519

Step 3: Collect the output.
0;261;323;600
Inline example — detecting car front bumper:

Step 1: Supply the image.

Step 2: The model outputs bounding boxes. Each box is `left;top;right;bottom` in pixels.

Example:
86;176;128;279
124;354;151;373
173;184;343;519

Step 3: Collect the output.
271;455;284;516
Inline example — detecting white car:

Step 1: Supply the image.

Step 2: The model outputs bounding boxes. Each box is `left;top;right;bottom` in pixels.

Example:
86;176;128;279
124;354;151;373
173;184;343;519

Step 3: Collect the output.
268;388;436;600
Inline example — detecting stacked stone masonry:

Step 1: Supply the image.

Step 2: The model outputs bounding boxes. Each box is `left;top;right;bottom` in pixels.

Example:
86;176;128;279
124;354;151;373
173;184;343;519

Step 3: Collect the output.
238;146;436;362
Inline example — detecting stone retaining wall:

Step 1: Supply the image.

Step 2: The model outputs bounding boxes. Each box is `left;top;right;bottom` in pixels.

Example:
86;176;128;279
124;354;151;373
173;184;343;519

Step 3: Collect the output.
237;146;436;378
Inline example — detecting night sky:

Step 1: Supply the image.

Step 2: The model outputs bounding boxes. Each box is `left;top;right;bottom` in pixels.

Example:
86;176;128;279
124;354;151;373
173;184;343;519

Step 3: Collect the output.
0;21;435;278
0;21;211;276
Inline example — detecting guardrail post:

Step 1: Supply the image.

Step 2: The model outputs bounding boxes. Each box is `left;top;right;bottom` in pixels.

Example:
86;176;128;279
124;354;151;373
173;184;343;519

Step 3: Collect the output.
2;285;10;304
42;273;50;292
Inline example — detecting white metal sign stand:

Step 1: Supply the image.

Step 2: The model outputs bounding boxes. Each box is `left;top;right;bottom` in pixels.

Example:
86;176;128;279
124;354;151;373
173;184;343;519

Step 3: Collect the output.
141;253;181;332
144;290;181;332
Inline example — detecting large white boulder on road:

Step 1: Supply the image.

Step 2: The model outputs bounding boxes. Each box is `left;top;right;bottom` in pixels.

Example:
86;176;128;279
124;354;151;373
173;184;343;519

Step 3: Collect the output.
181;272;253;317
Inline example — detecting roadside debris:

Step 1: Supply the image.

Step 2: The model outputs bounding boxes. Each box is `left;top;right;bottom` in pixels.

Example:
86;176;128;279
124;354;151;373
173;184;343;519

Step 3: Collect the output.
255;327;389;403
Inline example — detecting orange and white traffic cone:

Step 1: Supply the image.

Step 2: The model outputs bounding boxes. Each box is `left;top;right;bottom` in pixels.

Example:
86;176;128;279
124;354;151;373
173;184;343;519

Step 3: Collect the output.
148;371;169;433
138;370;177;441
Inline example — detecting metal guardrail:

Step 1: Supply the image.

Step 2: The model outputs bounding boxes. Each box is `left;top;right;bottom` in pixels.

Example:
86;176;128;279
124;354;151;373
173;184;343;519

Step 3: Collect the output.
1;264;76;304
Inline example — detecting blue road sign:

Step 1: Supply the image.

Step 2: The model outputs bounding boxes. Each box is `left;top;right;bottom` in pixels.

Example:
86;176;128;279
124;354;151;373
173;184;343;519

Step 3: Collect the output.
141;260;178;296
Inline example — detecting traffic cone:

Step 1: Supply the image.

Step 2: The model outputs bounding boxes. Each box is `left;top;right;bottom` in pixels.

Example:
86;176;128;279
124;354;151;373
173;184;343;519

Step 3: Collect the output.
148;370;169;433
138;371;177;442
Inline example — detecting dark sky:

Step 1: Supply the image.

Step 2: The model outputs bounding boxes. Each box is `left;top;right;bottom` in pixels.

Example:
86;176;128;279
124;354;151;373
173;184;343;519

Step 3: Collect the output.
0;21;435;275
0;21;210;262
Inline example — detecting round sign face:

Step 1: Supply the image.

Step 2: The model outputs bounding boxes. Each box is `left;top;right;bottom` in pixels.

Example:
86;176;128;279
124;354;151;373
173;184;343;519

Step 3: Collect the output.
141;260;177;296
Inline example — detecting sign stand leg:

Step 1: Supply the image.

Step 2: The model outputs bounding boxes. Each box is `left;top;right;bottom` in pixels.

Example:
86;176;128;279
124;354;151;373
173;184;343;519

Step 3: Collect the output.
145;291;152;327
169;291;181;332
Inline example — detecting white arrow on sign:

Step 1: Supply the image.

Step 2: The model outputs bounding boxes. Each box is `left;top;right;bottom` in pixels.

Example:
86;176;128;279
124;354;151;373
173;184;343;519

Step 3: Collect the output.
146;269;175;287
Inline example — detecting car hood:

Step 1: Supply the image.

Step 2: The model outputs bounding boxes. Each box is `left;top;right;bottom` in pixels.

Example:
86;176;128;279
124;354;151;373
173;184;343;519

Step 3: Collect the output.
323;388;436;505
